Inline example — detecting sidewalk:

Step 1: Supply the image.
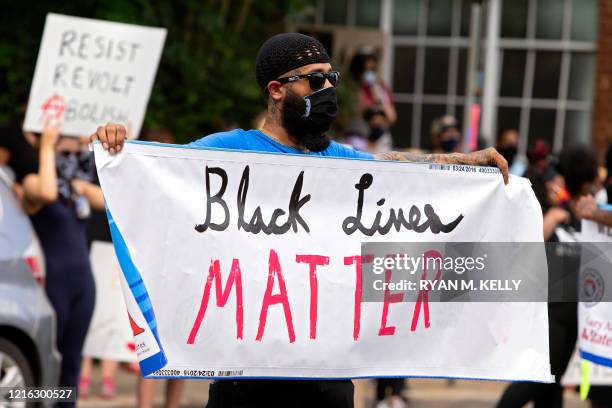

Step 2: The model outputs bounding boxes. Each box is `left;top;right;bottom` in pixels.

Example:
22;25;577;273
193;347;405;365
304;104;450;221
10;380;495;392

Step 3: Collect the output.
78;366;588;408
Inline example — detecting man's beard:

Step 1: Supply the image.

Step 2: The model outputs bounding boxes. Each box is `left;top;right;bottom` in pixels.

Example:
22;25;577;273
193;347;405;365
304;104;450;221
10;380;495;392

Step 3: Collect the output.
281;90;331;152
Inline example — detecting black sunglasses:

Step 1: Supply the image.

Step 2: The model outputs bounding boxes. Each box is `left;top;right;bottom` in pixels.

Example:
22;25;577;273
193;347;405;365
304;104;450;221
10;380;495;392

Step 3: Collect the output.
275;71;341;91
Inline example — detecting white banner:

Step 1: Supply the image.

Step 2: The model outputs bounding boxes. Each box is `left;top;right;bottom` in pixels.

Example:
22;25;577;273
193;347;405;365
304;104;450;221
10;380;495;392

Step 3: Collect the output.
24;14;166;137
83;241;137;362
579;218;612;367
94;141;552;382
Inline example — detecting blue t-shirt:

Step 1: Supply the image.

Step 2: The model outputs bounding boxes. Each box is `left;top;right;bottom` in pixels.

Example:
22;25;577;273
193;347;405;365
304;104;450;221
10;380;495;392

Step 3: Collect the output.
186;129;373;160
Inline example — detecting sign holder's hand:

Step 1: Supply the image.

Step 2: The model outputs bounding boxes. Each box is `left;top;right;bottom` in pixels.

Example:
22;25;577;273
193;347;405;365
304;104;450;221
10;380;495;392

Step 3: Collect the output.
457;147;509;184
40;119;61;149
90;122;127;154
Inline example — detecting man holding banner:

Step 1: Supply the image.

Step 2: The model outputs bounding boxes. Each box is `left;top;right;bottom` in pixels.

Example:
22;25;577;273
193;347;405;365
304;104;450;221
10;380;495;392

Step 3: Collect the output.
92;33;512;407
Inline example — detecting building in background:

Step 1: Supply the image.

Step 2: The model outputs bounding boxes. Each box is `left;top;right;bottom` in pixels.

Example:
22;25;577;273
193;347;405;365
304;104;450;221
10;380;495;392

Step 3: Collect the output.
290;0;609;156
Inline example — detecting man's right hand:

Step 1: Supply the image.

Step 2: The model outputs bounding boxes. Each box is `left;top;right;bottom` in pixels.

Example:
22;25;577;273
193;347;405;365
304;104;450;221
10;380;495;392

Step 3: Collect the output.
90;123;127;154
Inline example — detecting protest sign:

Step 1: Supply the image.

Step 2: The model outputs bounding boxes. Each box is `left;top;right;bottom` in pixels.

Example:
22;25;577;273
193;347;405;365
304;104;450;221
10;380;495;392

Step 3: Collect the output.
94;141;552;382
562;349;612;385
579;218;612;367
24;14;166;137
83;241;137;362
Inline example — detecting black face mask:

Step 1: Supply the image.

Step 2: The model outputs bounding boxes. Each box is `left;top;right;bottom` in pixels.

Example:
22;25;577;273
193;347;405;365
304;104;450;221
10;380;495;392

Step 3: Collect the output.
440;137;459;153
498;146;518;166
368;126;386;142
282;87;338;152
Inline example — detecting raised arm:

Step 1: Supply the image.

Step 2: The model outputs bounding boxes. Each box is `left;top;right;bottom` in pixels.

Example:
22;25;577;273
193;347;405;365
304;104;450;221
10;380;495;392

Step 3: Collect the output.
21;123;60;213
374;147;509;184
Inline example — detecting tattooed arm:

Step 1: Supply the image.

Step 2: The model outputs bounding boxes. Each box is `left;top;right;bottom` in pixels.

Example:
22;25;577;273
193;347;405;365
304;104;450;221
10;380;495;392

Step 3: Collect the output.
374;147;509;184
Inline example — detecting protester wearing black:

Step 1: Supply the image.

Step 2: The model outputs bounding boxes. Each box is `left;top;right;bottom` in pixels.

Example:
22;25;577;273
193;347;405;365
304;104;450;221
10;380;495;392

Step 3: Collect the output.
20;125;105;407
497;145;599;408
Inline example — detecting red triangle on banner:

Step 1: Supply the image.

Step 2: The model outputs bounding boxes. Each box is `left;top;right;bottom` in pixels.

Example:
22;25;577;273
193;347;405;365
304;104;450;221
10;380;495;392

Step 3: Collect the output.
129;312;145;336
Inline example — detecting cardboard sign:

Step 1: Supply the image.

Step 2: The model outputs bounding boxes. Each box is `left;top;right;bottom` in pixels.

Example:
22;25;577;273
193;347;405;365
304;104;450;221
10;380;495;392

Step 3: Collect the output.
94;141;552;382
24;14;166;137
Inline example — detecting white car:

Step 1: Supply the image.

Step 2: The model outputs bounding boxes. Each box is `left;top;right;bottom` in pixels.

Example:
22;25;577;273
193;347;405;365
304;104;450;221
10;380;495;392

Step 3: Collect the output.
0;166;61;406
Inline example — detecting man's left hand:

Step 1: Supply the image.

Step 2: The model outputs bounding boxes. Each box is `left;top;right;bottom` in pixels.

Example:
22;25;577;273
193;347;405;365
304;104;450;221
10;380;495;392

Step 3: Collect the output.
468;147;509;184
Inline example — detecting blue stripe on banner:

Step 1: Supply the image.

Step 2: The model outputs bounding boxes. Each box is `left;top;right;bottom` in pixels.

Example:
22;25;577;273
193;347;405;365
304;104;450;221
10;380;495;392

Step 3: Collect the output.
580;349;612;368
598;203;612;211
129;278;144;289
132;283;147;298
135;293;149;303
104;206;168;375
132;283;147;299
138;298;153;312
142;309;155;323
139;350;170;377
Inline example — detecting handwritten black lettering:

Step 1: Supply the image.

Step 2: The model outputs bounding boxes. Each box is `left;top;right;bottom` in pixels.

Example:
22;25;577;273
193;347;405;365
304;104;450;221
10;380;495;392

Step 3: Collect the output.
59;30;76;57
342;173;464;236
195;166;311;235
53;63;68;87
58;31;142;63
64;100;129;124
195;167;230;232
236;166;310;235
78;33;90;59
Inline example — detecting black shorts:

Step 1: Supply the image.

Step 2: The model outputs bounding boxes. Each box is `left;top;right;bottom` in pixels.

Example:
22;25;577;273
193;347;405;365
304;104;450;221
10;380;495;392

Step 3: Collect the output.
206;379;354;408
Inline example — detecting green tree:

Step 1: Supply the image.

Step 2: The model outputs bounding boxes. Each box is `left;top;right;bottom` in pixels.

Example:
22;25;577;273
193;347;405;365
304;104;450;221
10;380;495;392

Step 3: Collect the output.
0;0;308;143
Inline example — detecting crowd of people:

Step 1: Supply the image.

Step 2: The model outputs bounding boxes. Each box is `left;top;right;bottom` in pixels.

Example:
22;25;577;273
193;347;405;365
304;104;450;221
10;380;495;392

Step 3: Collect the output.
0;30;610;408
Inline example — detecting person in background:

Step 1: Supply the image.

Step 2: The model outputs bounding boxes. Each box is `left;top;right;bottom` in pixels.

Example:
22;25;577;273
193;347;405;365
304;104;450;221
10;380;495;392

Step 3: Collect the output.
363;107;393;154
79;358;120;399
430;115;462;154
576;143;612;227
523;140;571;233
341;117;369;152
349;46;397;124
344;108;393;154
376;379;407;408
496;129;527;176
520;141;571;242
20;122;104;407
542;169;571;241
526;140;552;173
497;144;599;408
